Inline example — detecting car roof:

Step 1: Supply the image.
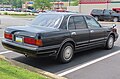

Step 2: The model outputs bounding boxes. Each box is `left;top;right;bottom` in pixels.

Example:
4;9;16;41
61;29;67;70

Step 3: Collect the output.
40;12;89;16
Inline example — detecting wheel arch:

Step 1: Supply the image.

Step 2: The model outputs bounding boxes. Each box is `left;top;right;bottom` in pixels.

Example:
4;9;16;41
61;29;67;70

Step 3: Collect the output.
104;33;115;49
107;33;115;42
110;33;115;41
56;38;76;57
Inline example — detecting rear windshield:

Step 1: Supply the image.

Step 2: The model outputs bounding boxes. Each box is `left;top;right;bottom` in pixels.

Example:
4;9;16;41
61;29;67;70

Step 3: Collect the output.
28;14;63;28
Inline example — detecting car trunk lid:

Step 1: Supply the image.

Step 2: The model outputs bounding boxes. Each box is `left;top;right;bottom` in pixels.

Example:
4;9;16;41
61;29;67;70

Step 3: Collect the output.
5;25;59;37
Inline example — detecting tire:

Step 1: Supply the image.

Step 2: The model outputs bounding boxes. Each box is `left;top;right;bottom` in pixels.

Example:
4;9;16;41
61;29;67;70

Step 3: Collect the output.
113;17;119;22
58;43;74;63
94;16;99;21
105;35;114;49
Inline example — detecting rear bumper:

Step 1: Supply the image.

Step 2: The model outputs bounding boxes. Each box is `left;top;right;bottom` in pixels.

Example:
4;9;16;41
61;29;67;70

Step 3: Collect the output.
2;39;60;57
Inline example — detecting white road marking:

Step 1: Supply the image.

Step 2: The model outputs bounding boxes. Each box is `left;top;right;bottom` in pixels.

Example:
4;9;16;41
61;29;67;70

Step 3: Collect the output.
0;51;12;54
57;50;120;76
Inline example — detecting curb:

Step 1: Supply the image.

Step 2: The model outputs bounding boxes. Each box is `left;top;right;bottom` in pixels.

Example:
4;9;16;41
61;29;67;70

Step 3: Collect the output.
0;55;6;60
0;55;67;79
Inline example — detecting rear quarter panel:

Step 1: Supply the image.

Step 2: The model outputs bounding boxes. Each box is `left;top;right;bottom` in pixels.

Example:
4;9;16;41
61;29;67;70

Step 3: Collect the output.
41;30;71;47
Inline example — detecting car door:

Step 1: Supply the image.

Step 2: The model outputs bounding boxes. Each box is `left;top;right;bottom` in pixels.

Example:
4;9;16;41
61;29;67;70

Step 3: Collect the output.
68;15;90;49
84;16;106;46
103;10;112;20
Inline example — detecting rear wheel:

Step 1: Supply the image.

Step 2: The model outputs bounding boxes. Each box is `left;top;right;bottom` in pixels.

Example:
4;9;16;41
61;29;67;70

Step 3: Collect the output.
105;35;114;49
113;17;119;22
58;43;74;63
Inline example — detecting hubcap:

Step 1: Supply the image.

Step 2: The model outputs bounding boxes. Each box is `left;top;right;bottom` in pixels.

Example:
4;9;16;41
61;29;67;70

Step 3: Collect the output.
108;36;114;48
63;46;73;61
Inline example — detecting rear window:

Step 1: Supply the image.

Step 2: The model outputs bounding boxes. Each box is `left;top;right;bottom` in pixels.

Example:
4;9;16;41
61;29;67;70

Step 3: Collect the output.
29;14;63;28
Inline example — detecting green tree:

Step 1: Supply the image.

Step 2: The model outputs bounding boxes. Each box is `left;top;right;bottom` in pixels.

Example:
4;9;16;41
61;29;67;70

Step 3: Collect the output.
22;0;33;4
72;0;79;6
0;0;10;8
33;0;52;11
11;0;22;8
0;0;8;4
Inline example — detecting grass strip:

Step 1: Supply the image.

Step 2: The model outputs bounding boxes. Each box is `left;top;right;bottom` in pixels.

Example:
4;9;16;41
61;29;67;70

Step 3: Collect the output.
0;59;48;79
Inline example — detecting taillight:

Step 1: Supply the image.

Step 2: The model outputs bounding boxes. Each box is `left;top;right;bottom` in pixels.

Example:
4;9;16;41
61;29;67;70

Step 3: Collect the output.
4;32;12;40
24;37;43;46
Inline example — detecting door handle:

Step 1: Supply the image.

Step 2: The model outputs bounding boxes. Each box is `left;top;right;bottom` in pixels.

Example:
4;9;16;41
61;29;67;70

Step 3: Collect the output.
90;30;94;33
71;32;76;35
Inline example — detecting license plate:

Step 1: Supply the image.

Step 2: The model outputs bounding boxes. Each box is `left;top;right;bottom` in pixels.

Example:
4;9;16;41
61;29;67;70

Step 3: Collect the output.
15;37;23;43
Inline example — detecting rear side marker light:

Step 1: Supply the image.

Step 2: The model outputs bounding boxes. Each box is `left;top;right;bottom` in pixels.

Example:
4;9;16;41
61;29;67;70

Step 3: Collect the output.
36;39;43;46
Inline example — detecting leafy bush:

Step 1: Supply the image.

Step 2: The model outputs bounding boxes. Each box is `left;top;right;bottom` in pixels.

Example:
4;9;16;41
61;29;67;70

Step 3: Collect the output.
9;14;28;16
4;12;8;15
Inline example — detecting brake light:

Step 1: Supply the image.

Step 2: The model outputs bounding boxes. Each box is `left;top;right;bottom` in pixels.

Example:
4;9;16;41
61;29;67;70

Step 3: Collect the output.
24;37;43;46
4;32;12;40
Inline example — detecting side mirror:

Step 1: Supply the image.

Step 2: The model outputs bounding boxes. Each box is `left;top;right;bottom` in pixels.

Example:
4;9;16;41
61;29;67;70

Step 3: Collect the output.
112;24;116;28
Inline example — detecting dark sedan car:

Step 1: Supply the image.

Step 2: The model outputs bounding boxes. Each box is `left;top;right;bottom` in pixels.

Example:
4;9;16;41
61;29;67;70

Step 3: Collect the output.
2;13;118;63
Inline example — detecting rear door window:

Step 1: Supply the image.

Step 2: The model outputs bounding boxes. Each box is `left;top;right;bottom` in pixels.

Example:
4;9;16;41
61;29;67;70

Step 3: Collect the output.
68;17;75;30
74;16;87;29
68;16;87;30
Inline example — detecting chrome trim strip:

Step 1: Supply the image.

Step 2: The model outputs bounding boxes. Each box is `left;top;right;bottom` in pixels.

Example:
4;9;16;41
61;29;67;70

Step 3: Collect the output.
76;40;89;45
90;38;105;42
58;16;64;28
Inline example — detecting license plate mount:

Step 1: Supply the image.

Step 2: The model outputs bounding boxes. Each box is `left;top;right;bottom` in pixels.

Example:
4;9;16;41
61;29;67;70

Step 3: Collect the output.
15;36;23;43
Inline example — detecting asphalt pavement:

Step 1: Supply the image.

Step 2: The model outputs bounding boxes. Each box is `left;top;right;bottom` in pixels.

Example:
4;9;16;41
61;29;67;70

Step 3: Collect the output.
0;15;120;79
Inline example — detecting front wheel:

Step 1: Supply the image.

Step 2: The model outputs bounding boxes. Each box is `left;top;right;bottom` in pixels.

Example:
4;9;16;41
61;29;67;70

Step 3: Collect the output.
58;43;74;63
105;35;114;49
